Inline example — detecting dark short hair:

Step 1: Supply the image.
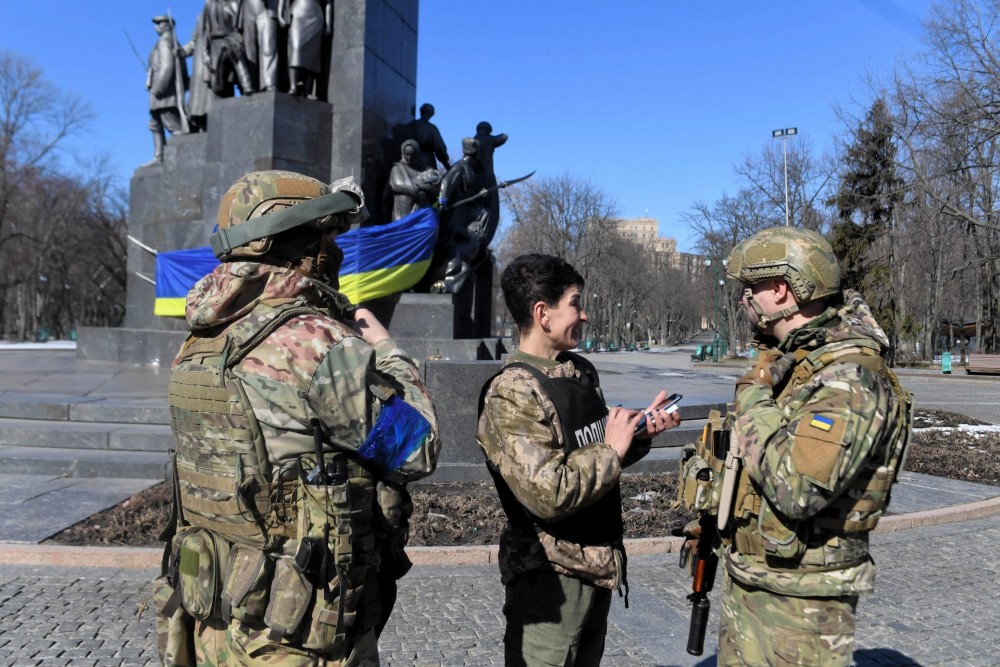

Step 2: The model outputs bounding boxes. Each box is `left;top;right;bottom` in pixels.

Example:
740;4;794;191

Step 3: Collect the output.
501;254;584;331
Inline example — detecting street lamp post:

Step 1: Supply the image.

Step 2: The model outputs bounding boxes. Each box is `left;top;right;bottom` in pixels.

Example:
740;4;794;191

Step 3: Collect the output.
771;127;797;226
705;259;727;362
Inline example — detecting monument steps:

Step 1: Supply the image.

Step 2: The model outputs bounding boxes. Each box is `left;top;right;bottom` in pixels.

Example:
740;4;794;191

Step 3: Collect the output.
0;445;169;480
0;392;173;479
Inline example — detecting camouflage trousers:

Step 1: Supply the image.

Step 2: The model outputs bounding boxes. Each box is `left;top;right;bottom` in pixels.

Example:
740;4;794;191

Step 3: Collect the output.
718;569;858;667
503;570;611;667
194;618;379;666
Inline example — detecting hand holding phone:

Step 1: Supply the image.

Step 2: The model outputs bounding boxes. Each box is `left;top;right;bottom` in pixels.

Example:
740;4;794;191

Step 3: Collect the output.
634;393;683;434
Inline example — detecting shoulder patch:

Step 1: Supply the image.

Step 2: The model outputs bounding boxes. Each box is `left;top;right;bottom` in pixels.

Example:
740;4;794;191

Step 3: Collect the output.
791;413;847;489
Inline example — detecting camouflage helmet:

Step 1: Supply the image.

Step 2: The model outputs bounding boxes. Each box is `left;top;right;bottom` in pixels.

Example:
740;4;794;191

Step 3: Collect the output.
725;226;840;304
210;170;366;260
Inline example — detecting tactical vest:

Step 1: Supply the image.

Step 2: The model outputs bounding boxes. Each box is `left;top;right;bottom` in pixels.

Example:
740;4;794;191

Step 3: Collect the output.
163;299;379;648
480;352;624;546
725;341;913;571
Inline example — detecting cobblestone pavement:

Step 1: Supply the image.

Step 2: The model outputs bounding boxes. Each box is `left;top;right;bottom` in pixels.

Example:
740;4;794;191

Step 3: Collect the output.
2;514;999;666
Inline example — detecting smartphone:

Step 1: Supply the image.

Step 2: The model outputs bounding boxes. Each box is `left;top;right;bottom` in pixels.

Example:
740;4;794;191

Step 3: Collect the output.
634;393;683;434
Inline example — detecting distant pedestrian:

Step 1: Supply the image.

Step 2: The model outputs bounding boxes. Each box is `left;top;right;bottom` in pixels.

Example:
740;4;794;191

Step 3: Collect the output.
478;253;681;666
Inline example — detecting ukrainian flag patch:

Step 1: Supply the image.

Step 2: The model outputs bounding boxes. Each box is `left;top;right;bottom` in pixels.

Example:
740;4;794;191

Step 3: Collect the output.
810;415;835;432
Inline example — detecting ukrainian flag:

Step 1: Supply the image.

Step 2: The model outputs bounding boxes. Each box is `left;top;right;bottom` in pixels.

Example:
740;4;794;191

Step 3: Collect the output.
337;207;438;303
153;207;439;316
154;246;220;317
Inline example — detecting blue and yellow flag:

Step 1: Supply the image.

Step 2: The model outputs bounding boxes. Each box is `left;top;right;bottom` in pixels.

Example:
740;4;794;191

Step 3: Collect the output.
154;246;220;317
153;207;439;316
337;207;438;303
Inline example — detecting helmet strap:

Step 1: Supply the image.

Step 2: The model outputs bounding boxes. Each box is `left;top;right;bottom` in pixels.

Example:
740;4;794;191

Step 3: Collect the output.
744;287;800;329
314;231;338;287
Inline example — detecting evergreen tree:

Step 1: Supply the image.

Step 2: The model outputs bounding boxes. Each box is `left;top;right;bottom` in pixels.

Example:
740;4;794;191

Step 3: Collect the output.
829;98;904;363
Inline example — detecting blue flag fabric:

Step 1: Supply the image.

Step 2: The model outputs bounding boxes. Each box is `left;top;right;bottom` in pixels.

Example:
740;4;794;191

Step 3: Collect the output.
153;208;439;316
154;246;220;317
356;395;434;474
337;207;438;303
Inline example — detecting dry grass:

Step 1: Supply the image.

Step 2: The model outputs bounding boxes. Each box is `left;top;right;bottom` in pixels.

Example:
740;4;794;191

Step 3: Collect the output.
45;409;1000;548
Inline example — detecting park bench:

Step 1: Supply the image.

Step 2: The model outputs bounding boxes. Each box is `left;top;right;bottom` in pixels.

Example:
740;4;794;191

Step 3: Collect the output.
965;353;1000;375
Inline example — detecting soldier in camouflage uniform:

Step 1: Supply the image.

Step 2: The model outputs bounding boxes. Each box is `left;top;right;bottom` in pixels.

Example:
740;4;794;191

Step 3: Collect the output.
716;226;912;666
151;170;439;666
477;254;681;667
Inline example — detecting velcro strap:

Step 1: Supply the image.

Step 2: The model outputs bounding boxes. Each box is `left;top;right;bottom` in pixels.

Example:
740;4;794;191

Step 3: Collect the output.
830;496;882;512
159;583;185;619
815;515;881;532
169;384;231;408
210;191;359;258
733;527;765;557
180;490;273;517
179;467;242;492
183;512;267;537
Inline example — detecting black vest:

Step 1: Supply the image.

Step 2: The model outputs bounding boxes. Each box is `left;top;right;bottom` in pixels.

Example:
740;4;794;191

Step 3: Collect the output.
481;352;624;545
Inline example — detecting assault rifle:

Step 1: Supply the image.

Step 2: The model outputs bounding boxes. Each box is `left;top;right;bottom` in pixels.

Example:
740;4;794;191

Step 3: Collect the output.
677;424;734;656
681;508;719;656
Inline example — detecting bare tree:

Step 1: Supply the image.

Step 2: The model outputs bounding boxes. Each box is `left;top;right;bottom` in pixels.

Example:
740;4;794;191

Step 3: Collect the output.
735;137;837;233
0;51;92;245
883;0;1000;355
497;174;703;349
0;51;122;340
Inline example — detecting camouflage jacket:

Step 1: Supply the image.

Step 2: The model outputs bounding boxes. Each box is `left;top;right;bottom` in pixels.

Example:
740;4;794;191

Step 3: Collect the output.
725;290;911;597
477;350;649;589
179;261;439;559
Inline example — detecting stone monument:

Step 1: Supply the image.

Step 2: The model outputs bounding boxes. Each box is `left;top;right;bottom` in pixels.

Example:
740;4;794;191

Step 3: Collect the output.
76;0;505;480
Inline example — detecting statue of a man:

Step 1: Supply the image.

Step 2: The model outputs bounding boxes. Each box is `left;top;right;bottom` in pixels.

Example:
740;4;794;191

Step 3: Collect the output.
388;140;441;221
238;0;280;92
180;14;211;132
473;121;507;247
203;0;255;98
431;138;489;293
409;103;451;172
145;15;189;164
279;0;332;98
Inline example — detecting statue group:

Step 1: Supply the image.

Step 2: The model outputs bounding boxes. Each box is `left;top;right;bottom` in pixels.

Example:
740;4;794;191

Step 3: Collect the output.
145;5;526;296
385;108;518;294
145;2;332;162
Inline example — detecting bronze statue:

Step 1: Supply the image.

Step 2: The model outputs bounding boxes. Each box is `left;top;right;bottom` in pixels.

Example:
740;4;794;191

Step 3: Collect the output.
431;138;489;293
280;0;332;98
474;121;508;247
474;121;507;181
409;103;451;172
238;0;281;92
202;0;254;98
146;15;189;164
387;140;441;221
181;7;211;131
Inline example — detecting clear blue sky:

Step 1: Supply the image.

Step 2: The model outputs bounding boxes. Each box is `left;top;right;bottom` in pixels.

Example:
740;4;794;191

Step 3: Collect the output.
0;1;929;252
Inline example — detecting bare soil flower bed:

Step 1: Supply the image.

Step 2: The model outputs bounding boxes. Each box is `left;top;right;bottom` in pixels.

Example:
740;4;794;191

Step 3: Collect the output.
45;409;1000;548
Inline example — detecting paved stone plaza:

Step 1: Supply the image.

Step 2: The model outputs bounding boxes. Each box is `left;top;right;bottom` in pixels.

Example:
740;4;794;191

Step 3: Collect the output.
1;515;999;666
2;345;1000;665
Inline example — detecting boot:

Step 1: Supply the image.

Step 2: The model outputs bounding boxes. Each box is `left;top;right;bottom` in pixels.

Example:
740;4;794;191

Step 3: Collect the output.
142;131;165;167
235;58;255;96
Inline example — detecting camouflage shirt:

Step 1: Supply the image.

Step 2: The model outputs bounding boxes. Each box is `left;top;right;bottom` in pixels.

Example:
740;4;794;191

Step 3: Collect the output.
477;350;649;589
725;290;910;597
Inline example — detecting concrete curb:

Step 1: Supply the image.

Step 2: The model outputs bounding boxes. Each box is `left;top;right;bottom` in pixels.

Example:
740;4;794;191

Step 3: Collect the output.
4;493;999;570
